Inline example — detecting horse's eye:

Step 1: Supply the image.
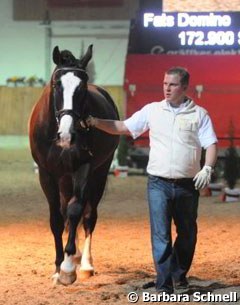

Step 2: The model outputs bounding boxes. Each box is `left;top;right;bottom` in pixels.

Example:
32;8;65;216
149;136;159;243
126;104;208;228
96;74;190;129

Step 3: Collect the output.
53;80;61;89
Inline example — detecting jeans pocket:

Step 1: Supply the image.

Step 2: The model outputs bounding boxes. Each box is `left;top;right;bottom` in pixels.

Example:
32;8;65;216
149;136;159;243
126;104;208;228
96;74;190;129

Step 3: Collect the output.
148;174;159;182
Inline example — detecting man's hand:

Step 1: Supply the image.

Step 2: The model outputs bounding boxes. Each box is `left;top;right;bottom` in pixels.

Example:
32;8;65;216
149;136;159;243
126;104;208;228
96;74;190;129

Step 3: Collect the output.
193;165;213;190
80;115;96;129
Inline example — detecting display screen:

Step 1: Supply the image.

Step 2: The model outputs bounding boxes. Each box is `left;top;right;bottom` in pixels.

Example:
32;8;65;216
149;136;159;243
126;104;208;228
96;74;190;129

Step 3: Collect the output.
128;11;240;54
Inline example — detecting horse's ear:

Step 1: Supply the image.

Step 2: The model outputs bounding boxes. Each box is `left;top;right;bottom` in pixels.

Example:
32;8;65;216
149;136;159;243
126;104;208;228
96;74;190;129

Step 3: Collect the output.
53;46;61;65
79;44;93;68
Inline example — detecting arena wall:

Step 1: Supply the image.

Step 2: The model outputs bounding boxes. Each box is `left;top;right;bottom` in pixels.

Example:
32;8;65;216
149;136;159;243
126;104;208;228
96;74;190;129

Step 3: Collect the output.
0;86;124;135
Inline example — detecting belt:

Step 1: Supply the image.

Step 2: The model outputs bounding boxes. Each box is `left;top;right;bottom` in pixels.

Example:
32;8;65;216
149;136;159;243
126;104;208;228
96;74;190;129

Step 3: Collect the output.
158;176;193;184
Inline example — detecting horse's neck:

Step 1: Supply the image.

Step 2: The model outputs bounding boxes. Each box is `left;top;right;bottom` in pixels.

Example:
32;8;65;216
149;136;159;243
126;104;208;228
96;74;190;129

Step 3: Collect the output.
38;86;58;130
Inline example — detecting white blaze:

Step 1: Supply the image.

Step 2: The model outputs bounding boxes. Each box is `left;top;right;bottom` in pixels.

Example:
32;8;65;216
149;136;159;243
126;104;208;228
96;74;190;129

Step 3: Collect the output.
58;72;81;137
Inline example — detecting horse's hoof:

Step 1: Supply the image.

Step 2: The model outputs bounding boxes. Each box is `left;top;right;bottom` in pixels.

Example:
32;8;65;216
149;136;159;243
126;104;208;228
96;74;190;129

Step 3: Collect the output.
58;269;77;285
79;269;94;280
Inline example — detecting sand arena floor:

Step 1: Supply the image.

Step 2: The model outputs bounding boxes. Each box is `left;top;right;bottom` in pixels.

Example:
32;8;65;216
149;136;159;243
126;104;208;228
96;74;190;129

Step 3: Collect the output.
0;149;239;305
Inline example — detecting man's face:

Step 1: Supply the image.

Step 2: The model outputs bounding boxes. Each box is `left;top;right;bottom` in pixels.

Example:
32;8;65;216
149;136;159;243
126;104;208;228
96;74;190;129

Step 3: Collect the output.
163;73;187;105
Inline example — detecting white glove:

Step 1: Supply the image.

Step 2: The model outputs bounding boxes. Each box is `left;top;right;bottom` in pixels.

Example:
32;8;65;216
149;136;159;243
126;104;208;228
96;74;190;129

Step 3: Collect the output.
193;165;213;190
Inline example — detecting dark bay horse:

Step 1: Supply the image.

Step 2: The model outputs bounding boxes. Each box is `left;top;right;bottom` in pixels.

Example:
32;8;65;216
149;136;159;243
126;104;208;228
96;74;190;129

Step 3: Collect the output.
28;45;119;285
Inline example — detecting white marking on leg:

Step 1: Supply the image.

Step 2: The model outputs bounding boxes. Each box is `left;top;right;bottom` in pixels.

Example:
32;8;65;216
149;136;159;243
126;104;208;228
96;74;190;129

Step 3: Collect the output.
58;72;81;138
52;272;60;285
60;253;76;273
80;234;94;271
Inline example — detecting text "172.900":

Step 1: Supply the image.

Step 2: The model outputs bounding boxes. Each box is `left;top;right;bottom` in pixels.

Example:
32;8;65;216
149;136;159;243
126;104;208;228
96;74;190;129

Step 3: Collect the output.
178;31;240;46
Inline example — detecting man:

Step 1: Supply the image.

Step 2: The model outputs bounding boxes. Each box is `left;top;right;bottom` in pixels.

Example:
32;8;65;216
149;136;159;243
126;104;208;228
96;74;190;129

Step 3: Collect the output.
81;67;217;294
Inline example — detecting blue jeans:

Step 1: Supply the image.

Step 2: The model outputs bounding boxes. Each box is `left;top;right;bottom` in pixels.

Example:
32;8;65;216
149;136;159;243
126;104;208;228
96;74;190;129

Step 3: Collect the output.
147;175;199;291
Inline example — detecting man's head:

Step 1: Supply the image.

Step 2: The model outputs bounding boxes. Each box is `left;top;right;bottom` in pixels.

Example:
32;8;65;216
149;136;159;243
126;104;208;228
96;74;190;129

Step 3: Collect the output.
166;67;190;87
163;66;190;105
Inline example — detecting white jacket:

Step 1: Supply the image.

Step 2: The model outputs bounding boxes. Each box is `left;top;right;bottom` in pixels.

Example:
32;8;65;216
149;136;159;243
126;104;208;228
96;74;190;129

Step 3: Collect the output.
124;99;217;178
147;100;207;178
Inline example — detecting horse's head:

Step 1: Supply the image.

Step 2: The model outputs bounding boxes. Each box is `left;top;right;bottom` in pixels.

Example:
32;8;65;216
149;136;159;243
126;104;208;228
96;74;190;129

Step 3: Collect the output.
51;45;93;148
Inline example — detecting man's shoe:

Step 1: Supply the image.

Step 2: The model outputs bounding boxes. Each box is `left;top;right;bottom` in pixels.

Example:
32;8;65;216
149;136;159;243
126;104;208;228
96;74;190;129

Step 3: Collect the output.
156;287;174;295
142;281;155;289
174;278;189;289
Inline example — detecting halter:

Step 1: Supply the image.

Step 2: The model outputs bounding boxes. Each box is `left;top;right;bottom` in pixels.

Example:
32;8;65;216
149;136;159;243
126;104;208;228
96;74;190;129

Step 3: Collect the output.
52;66;93;155
52;67;89;131
52;67;88;79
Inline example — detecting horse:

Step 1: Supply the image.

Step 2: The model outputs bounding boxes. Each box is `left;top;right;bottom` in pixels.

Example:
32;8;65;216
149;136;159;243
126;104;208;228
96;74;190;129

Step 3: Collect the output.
28;45;119;285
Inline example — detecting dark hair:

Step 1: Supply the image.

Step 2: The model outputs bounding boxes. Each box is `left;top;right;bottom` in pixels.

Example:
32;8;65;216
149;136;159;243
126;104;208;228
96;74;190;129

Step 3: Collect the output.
166;66;190;87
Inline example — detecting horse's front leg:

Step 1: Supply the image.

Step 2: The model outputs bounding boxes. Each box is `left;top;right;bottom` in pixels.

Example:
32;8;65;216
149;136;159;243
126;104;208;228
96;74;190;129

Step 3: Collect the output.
58;163;91;285
38;167;65;282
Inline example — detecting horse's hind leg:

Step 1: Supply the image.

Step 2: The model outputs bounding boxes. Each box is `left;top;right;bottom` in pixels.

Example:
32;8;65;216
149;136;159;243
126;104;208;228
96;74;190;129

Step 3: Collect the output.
79;201;96;279
80;157;113;279
38;167;64;281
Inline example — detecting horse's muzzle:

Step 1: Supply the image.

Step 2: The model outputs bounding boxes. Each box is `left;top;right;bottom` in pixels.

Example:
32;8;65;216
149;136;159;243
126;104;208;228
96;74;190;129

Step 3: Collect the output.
57;132;72;149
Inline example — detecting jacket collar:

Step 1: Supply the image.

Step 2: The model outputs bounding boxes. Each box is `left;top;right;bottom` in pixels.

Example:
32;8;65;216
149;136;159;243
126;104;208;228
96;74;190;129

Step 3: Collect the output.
161;98;196;113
